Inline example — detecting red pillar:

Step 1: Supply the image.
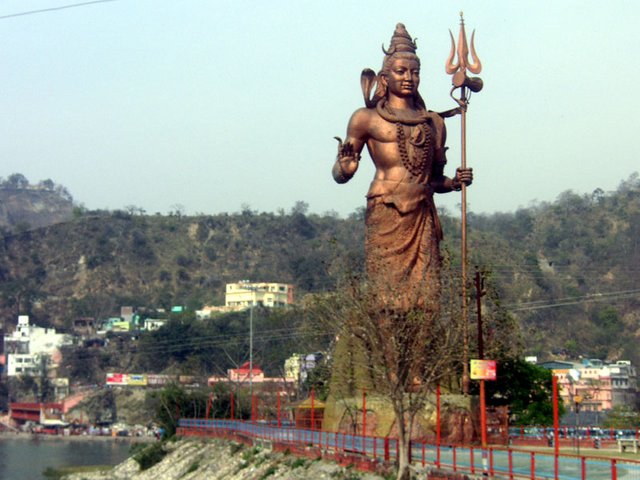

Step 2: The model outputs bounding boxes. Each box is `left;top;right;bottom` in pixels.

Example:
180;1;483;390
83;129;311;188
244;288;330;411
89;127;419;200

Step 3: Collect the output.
480;380;487;447
310;388;316;431
436;384;441;468
206;393;212;420
251;393;255;422
553;375;559;480
277;391;281;428
362;389;367;437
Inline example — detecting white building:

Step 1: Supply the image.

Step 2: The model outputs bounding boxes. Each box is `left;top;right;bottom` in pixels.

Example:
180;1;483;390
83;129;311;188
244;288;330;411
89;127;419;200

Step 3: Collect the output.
225;281;294;309
3;315;72;377
143;318;167;331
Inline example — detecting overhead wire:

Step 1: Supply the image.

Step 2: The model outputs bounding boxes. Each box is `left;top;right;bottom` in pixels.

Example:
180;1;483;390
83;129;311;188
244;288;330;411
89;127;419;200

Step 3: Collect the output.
0;0;118;20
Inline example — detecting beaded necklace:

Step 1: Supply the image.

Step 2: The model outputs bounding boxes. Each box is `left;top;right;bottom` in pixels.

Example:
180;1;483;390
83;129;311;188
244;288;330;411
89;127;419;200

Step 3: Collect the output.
377;99;433;178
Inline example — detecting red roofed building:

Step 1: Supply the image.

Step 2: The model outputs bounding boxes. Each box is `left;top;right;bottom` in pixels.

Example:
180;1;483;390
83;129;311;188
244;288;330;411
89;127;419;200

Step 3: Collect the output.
208;362;295;393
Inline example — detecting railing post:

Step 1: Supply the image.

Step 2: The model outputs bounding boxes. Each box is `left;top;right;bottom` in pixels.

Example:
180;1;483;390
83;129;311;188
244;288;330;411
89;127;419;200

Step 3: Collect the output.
489;447;494;476
530;451;535;480
453;446;457;472
581;456;586;480
421;442;425;467
470;446;475;475
611;458;617;480
384;437;390;462
508;449;513;480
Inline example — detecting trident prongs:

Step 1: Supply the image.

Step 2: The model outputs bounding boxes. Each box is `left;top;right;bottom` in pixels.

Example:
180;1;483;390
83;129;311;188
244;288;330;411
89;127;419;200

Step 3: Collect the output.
445;12;482;77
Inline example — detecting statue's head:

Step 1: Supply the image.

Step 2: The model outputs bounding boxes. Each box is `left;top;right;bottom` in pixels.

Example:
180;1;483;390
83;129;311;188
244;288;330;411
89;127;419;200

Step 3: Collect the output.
380;23;420;76
363;23;426;109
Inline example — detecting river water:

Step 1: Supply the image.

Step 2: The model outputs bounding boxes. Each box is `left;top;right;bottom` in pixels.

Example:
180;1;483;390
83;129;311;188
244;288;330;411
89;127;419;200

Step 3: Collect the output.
0;435;133;480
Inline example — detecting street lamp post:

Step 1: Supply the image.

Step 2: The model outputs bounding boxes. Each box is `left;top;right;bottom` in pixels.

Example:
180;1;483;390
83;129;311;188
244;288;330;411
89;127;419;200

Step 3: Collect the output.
575;395;583;455
241;283;268;400
568;369;582;454
249;302;254;398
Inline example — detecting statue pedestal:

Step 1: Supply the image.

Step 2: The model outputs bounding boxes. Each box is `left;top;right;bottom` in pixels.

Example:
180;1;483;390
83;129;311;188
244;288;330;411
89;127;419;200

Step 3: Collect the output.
322;392;480;445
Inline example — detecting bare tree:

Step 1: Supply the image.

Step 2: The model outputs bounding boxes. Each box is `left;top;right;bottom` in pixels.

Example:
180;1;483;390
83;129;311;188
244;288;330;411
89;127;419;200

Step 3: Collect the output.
312;258;464;480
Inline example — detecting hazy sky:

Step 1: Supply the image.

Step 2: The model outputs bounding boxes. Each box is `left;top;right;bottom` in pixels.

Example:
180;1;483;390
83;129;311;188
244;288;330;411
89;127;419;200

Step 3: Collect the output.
1;0;638;217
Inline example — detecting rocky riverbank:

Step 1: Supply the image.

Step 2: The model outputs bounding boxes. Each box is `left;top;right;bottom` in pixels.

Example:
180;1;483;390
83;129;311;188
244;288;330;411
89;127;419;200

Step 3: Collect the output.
61;437;450;480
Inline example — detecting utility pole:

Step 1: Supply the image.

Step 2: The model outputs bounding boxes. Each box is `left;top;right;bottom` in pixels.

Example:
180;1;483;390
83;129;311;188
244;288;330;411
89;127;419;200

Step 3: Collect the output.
475;268;488;475
249;303;254;399
475;269;486;360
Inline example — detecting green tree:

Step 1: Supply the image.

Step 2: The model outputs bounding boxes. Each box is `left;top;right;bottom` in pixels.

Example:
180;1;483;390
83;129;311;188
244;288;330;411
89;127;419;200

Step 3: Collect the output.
603;405;640;429
480;359;563;425
146;384;216;437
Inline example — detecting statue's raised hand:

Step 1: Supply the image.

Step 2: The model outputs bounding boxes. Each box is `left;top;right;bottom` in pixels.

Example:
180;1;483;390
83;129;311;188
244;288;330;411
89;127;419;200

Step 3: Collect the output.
334;137;360;181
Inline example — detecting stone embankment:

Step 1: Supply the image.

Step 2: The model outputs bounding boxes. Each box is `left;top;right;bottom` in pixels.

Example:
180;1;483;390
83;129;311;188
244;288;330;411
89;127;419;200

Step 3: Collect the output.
63;437;474;480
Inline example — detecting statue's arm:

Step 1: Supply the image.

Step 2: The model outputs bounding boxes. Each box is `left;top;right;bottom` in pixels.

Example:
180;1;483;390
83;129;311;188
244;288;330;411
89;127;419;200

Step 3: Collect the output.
332;109;368;184
429;117;473;193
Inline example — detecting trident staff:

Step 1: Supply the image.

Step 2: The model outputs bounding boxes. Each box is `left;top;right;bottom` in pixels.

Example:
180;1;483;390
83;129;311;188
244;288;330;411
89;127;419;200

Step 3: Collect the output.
445;12;483;395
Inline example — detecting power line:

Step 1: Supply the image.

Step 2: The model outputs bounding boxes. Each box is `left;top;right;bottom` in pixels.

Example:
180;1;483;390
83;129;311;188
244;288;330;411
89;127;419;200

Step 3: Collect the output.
0;0;117;20
507;291;640;313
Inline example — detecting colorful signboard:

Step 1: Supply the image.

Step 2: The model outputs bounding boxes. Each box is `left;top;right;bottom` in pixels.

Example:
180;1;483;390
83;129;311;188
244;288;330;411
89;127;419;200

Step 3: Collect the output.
127;374;148;386
470;359;497;381
106;373;128;385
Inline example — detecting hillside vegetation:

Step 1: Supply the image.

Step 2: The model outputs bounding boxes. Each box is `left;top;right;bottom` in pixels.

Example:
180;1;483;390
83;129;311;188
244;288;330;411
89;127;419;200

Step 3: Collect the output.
1;174;639;367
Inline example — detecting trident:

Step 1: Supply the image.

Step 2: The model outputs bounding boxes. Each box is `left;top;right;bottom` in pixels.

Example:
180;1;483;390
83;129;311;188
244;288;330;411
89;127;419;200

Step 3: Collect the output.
445;12;483;396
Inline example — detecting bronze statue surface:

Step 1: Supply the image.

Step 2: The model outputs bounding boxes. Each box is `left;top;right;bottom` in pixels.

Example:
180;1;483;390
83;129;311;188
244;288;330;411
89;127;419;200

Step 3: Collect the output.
333;23;472;309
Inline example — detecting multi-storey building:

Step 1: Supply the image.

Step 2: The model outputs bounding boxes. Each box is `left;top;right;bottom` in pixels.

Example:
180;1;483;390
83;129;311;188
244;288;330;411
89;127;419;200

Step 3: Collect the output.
542;358;638;412
3;315;72;377
225;281;294;309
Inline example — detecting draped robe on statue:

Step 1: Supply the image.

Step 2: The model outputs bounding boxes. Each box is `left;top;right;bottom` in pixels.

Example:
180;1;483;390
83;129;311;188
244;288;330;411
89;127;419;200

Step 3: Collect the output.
364;118;445;312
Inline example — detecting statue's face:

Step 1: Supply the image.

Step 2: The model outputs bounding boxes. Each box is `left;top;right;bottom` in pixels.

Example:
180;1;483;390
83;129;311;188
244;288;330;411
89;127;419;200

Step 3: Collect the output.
384;57;420;98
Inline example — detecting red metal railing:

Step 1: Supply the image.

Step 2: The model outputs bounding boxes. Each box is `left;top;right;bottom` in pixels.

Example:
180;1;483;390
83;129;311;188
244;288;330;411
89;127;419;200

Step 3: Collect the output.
178;418;640;479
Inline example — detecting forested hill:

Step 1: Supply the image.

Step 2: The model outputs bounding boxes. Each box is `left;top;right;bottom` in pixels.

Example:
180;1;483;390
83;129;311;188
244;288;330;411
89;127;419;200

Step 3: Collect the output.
465;174;640;364
1;174;639;365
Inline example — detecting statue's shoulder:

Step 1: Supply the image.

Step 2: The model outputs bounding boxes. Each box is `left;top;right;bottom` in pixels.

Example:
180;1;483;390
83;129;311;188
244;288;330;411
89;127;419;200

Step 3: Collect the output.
349;107;378;127
351;106;377;119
